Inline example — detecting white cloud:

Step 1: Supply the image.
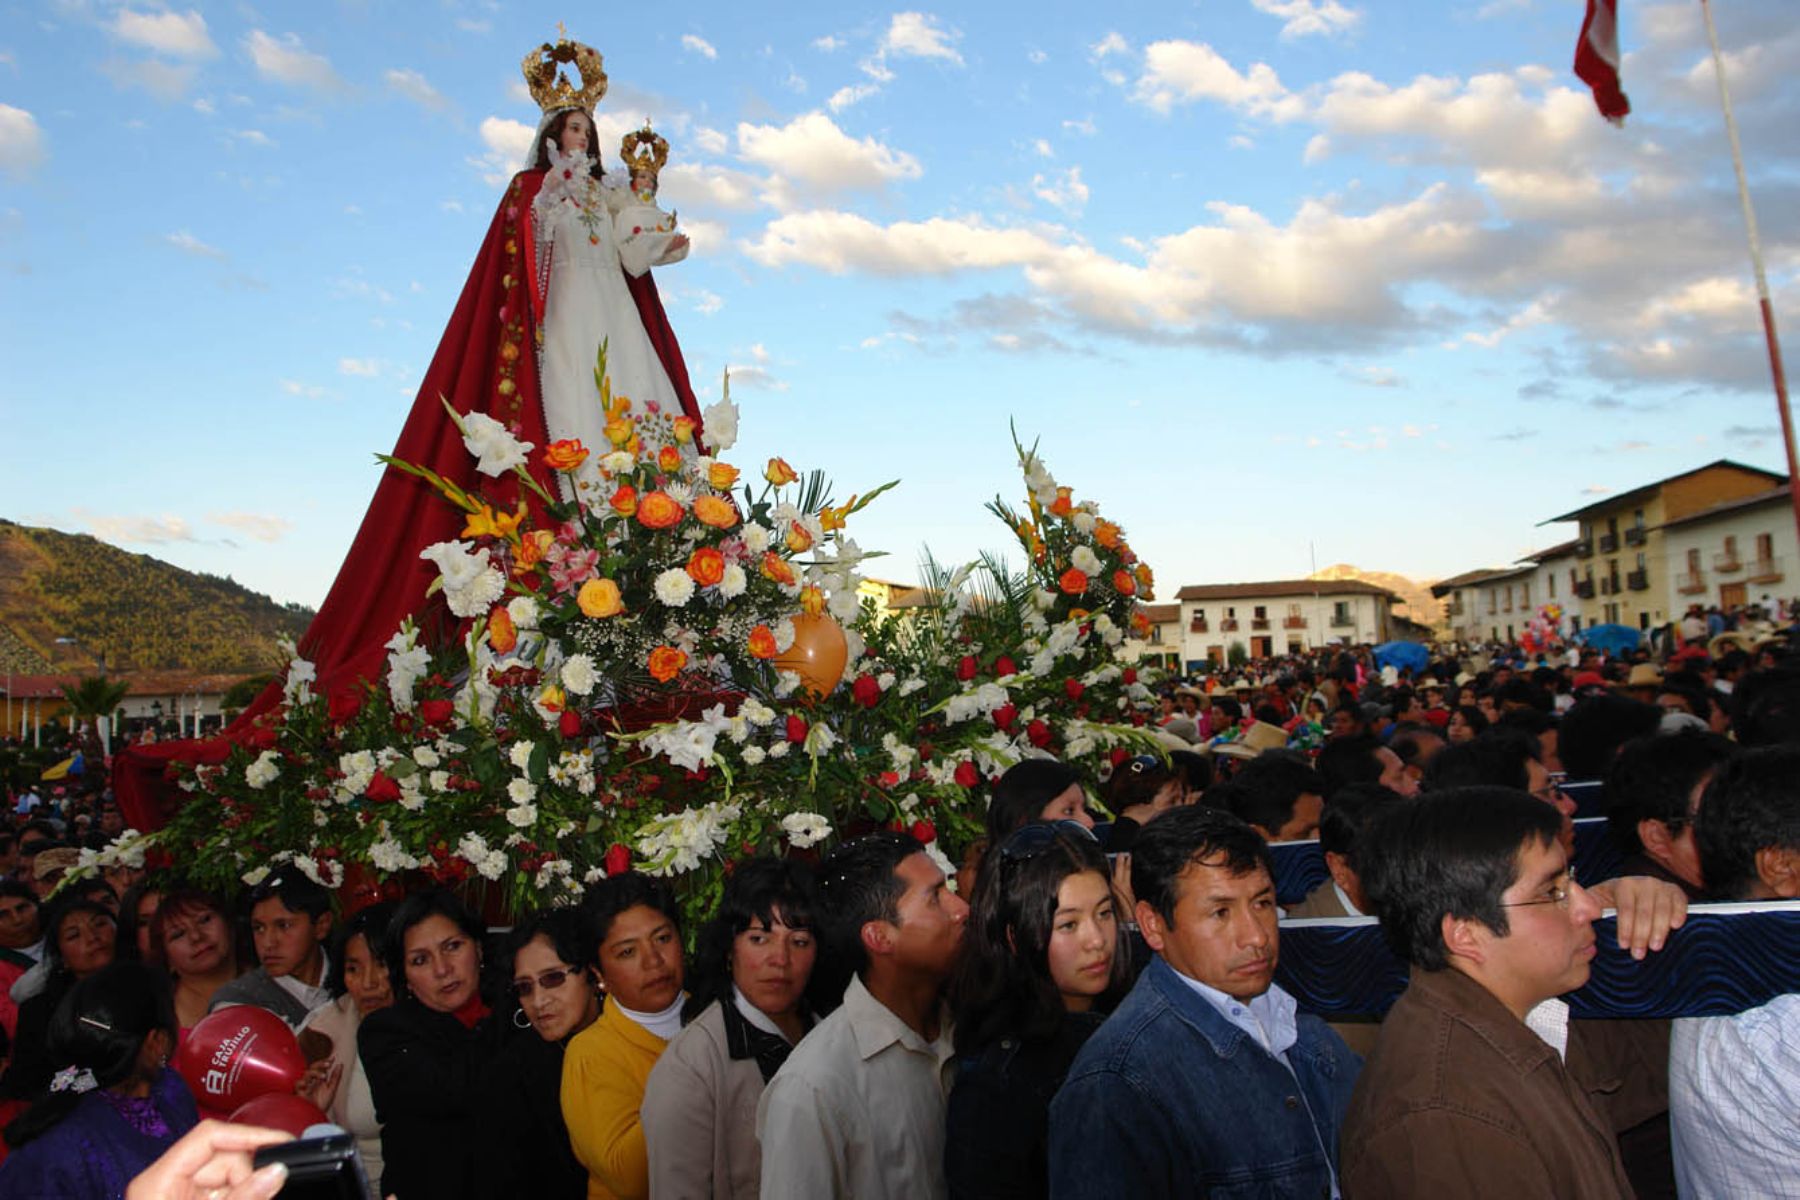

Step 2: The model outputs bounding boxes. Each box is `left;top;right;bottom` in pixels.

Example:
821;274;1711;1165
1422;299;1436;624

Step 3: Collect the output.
208;511;291;542
1344;366;1403;387
1251;0;1363;40
1028;48;1047;65
1302;134;1329;162
279;379;329;399
244;30;343;92
736;112;921;202
724;364;787;391
384;68;451;112
1032;138;1054;158
1032;167;1089;215
233;129;274;147
1091;32;1130;59
163;230;226;259
681;34;718;60
660;162;763;211
881;12;963;64
469;115;535;185
1131;41;1305;121
692;126;729;155
743;211;1059;275
101;58;200;100
828;82;881;112
338;357;382;377
75;510;198;545
0;105;46;177
1062;116;1097;136
813;35;845;52
690;289;723;315
112;8;217;57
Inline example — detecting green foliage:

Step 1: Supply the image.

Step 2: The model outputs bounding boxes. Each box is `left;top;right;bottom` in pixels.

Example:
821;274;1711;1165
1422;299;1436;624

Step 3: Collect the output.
0;520;314;672
1227;641;1248;666
58;676;130;718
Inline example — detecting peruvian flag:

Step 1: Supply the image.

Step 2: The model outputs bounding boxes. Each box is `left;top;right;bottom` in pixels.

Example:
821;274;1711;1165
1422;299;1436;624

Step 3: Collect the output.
1574;0;1630;123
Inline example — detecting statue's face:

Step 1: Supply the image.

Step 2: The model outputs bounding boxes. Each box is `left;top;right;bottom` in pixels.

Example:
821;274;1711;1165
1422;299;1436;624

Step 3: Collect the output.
558;111;592;155
632;170;655;195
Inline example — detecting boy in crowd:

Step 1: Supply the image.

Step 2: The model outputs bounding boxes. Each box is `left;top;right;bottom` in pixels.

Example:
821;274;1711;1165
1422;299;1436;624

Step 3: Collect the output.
209;864;334;1029
758;832;969;1199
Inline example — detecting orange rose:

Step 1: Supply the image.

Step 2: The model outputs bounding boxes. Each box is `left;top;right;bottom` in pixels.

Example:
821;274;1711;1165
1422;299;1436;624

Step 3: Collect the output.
798;584;826;616
487;605;518;653
761;552;797;587
1093;519;1121;549
764;457;799;486
647;644;688;683
672;416;696;444
707;462;740;490
784;521;814;553
1130;609;1152;636
686;547;726;587
1058;567;1089;595
609;485;638;518
1112;569;1137;597
657;444;682;474
1049;487;1074;517
543;439;589;472
516;529;553;568
578;578;624;618
636;490;685;529
692;494;739;529
746;624;778;659
604;417;636;448
1134;563;1154;593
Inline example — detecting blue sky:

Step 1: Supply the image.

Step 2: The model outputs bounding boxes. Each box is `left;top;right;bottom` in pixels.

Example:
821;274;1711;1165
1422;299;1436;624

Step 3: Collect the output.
2;0;1796;608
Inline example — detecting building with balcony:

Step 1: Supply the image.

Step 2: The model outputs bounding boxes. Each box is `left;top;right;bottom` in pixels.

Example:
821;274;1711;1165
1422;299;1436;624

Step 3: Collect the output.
1430;538;1579;644
1542;460;1784;631
1172;579;1397;669
1657;484;1797;617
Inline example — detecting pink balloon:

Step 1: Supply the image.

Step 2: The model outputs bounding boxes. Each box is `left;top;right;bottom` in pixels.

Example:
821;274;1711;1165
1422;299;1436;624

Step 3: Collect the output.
176;1008;307;1111
229;1093;328;1137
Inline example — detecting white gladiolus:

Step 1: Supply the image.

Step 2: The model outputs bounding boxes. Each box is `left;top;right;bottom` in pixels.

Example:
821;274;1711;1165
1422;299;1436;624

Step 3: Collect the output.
457;410;533;476
245;750;282;790
419;541;506;619
701;394;740;451
508;741;535;771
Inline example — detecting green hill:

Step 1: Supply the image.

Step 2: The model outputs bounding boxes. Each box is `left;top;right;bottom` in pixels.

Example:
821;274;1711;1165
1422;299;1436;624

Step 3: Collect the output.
0;520;315;674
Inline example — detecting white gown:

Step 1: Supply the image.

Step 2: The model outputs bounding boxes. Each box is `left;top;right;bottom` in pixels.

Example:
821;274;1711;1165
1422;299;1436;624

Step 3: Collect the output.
533;167;690;505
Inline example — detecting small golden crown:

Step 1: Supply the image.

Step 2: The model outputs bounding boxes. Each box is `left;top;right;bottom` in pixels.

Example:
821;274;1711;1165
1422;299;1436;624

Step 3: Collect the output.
521;30;608;114
621;123;669;182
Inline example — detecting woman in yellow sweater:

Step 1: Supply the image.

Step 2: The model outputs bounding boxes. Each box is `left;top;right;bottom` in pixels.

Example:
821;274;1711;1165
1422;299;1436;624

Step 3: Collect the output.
561;872;687;1200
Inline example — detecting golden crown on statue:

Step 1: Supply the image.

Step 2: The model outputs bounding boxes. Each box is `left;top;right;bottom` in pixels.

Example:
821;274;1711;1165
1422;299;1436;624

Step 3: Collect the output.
620;123;670;182
521;28;608;113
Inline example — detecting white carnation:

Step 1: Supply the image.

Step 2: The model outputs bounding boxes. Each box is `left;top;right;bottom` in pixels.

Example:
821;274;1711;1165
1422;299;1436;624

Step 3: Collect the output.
507;777;537;805
718;563;748;600
741;523;772;555
412;745;441;768
600;450;634;474
506;802;538;828
561;653;598;697
419;541;506;619
244;750;281;790
653;568;696;607
506;595;541;630
1070;545;1102;575
338;750;377;797
741;744;767;765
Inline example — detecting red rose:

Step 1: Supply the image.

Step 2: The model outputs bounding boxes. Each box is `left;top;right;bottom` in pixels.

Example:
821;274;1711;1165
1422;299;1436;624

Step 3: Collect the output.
956;655;978;681
1131;712;1147;727
1027;719;1053;748
992;703;1018;732
604;843;632;876
1122;668;1138;685
786;715;809;744
365;771;401;804
328;689;362;725
954;761;980;788
852;675;882;709
420;699;454;726
247;724;278;750
1065;679;1086;700
910;820;937;845
559;709;583;738
1109;748;1130;768
994;656;1017;677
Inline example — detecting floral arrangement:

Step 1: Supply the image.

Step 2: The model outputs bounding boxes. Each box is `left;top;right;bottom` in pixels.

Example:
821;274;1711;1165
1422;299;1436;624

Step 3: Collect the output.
155;367;1166;923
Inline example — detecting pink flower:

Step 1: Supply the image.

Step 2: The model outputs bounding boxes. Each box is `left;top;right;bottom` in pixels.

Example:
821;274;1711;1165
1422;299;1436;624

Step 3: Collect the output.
547;547;600;593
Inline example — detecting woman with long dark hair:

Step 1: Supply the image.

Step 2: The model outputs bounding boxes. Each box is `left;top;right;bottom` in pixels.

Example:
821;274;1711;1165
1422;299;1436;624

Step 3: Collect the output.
641;858;820;1199
358;889;509;1200
476;907;596;1200
945;821;1128;1199
148;888;240;1040
561;872;685;1200
0;895;118;1102
296;901;397;1196
0;961;196;1194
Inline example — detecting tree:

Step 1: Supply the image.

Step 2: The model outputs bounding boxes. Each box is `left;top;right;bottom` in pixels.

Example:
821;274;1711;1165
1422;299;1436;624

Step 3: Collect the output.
1227;641;1249;667
59;675;129;761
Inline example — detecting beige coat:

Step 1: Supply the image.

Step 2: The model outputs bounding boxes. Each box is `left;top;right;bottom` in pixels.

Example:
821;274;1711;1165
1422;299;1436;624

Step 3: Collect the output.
640;1001;772;1200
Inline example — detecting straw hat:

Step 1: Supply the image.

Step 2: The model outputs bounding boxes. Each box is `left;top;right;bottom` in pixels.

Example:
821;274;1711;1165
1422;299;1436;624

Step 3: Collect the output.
1213;720;1290;760
1625;663;1664;689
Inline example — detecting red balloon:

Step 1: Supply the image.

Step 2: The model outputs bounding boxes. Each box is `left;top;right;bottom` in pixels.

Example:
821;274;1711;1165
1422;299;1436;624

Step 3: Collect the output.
176;1008;307;1111
229;1093;328;1137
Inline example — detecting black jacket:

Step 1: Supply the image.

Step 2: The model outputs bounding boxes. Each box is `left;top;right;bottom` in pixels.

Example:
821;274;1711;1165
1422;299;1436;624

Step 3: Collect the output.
473;1023;588;1200
358;1000;510;1200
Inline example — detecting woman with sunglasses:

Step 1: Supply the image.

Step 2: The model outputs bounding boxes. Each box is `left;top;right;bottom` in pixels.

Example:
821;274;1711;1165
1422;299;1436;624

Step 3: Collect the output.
945;821;1129;1199
295;901;397;1197
641;858;820;1199
561;872;686;1200
476;908;596;1199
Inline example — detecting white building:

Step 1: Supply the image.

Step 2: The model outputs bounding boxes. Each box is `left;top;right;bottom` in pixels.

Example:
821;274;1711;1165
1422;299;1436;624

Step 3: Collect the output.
1659;483;1796;616
1174;580;1397;670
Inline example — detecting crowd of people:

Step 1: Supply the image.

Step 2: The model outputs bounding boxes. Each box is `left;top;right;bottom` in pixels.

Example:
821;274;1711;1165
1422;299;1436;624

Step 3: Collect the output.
0;628;1795;1199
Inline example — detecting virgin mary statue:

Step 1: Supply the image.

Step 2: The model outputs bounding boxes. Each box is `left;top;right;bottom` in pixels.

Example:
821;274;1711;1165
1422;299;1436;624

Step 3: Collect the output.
115;34;704;826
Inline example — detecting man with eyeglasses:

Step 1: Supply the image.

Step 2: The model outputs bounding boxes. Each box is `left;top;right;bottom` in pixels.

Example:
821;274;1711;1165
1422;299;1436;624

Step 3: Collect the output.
1341;787;1635;1197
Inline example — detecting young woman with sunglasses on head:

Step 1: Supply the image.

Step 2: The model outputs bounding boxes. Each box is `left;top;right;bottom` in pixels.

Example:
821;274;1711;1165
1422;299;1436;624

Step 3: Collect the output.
641;858;821;1200
476;908;597;1200
945;821;1129;1200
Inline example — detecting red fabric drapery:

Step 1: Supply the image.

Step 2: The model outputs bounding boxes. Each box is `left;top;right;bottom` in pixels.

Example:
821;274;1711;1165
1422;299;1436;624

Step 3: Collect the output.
115;169;704;831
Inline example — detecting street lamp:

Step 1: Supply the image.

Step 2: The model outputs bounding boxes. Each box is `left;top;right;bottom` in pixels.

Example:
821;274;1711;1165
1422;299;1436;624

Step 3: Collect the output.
53;636;107;676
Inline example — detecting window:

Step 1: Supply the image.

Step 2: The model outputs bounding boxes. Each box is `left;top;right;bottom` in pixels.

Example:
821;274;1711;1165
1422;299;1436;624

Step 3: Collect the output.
1521;581;1531;605
1195;607;1206;620
1636;552;1647;571
1725;535;1739;557
1226;606;1236;618
1633;508;1645;530
1253;605;1267;619
1332;600;1351;623
1756;533;1774;560
1286;603;1302;618
1687;548;1701;571
1548;573;1557;598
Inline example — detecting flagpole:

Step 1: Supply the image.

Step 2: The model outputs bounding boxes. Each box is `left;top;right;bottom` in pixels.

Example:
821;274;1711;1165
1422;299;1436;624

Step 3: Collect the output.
1698;0;1800;546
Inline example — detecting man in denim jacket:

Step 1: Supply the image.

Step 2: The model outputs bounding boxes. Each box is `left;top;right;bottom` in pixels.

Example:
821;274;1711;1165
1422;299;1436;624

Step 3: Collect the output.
1048;807;1359;1199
